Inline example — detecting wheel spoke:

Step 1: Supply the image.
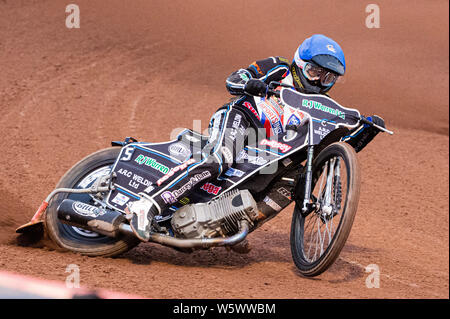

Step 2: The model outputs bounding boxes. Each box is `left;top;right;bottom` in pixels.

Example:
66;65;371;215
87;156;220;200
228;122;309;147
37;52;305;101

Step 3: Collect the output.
292;143;360;276
300;153;348;263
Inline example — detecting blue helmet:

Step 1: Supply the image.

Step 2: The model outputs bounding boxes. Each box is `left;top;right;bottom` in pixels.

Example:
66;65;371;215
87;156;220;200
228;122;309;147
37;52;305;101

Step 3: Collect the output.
292;34;346;93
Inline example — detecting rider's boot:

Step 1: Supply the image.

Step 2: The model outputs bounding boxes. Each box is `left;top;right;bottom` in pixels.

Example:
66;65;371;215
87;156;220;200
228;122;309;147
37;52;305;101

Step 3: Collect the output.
230;239;252;254
125;196;158;242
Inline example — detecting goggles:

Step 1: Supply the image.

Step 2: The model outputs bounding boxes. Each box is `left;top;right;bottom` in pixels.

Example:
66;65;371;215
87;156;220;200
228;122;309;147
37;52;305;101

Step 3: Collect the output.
299;60;339;87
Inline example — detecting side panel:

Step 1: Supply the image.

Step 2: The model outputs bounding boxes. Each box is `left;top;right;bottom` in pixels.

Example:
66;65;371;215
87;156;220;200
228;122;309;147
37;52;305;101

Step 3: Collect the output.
106;143;185;212
106;126;310;213
281;88;361;144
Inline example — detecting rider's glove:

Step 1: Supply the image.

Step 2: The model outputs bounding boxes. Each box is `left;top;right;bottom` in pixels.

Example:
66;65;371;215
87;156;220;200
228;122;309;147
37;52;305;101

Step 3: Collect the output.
347;115;385;153
367;115;385;129
244;79;268;97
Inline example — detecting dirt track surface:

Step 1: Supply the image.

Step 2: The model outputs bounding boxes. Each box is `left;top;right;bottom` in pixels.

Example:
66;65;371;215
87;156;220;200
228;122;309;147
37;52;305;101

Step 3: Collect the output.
0;0;448;298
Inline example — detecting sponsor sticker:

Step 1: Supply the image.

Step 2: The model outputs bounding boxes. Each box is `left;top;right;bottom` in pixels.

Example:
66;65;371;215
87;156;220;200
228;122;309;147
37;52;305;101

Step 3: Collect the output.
277;187;292;201
143;184;155;194
179;197;190;205
224;167;245;178
313;126;331;139
201;183;222;195
134;155;170;174
111;193;130;206
302;99;345;119
156;158;196;186
263;196;282;212
160;171;211;204
72;202;106;217
287;114;301;126
169;142;192;162
260;139;292;153
268;97;284;117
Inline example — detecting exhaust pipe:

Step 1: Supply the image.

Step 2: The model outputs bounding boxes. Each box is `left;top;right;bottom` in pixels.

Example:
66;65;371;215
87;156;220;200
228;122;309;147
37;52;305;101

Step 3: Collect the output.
118;220;250;249
57;199;250;249
151;220;250;249
57;199;127;238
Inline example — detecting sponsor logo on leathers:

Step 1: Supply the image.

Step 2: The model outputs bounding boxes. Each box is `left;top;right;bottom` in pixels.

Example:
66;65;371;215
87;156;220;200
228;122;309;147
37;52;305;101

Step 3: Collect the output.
221;146;233;164
229;113;242;141
236;150;268;166
260;139;292;153
257;101;283;135
160;171;211;204
242;101;260;121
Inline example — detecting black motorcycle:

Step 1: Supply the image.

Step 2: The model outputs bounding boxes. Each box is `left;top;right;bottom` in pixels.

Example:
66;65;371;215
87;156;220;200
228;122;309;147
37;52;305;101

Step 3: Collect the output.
17;82;393;277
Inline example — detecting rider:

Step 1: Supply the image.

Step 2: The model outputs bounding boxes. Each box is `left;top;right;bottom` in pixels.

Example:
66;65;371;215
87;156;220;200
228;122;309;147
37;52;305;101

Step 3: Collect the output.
126;34;385;241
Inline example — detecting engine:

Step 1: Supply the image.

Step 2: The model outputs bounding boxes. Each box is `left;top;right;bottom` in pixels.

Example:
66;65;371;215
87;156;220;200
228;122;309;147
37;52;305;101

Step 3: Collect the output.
171;189;259;239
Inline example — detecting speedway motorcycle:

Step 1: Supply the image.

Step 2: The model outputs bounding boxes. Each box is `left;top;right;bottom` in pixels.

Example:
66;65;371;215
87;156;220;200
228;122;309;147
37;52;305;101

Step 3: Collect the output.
17;82;392;277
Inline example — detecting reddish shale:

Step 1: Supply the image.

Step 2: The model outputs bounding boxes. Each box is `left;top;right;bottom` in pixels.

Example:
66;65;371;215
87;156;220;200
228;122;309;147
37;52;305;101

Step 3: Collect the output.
0;0;448;298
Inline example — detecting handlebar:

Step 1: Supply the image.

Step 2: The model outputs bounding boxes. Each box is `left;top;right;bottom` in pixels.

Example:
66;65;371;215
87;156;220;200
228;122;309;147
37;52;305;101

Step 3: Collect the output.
359;116;394;135
266;81;287;98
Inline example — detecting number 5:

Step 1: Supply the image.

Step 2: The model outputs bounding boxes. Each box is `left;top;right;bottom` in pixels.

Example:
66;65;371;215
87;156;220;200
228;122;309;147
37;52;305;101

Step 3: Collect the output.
120;147;134;161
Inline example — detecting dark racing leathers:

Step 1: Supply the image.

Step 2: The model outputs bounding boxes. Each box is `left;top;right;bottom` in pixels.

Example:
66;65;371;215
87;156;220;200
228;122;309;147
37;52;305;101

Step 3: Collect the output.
226;56;292;95
145;57;292;213
145;56;381;214
147;104;252;213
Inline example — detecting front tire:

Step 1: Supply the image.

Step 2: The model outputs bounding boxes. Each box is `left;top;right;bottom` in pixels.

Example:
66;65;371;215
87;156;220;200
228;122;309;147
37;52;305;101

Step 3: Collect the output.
290;142;361;277
44;147;140;257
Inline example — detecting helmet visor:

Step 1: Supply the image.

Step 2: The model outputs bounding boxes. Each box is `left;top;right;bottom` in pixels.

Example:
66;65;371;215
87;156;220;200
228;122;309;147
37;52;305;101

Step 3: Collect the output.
320;71;339;87
302;62;339;87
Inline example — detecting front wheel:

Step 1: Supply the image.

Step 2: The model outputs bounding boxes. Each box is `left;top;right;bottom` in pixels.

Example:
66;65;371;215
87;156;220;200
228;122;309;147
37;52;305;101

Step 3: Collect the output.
44;147;140;257
290;142;361;277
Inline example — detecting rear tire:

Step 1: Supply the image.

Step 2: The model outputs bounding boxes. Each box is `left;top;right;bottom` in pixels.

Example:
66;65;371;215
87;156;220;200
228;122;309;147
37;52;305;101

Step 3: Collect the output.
44;147;140;257
290;142;361;277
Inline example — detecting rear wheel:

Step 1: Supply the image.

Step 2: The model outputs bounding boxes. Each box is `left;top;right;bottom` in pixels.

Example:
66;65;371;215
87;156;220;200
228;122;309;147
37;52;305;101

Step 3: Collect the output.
290;142;361;277
44;147;140;257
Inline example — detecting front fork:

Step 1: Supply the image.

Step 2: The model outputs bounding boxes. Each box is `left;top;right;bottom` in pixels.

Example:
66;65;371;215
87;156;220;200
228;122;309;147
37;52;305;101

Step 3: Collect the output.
301;145;315;214
301;144;340;217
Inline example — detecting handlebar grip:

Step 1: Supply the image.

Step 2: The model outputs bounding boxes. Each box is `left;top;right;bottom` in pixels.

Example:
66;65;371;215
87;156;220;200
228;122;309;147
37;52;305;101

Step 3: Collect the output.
360;116;394;135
